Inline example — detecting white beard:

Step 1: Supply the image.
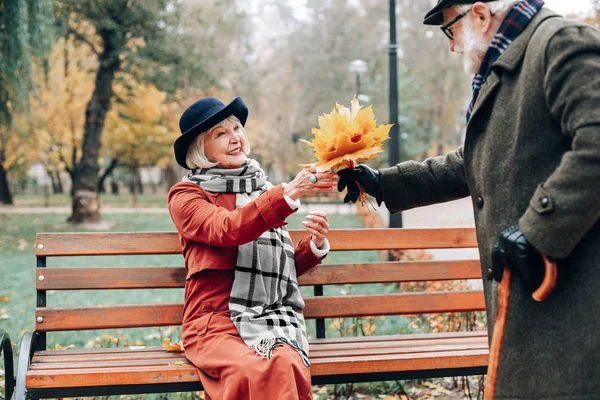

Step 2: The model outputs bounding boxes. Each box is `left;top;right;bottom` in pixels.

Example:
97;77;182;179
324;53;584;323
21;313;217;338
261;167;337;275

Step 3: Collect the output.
460;20;491;75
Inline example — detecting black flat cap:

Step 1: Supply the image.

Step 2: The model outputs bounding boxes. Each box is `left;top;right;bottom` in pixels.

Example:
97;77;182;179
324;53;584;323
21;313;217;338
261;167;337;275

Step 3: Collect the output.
424;0;497;25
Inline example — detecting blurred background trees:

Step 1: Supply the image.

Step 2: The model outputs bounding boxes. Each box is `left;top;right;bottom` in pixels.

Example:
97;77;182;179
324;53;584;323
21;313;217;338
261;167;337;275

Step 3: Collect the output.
0;0;592;222
0;0;54;205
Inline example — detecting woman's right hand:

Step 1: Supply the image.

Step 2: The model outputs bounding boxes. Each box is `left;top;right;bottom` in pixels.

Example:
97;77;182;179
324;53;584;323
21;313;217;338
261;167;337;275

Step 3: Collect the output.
283;166;338;201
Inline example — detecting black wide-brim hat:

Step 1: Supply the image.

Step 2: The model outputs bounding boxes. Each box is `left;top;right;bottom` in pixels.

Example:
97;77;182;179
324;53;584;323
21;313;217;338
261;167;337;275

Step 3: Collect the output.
424;0;497;25
174;97;248;169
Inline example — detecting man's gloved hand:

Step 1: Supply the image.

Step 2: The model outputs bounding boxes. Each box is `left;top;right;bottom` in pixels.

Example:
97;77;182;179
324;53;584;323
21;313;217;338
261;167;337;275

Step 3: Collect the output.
337;164;383;205
492;225;545;290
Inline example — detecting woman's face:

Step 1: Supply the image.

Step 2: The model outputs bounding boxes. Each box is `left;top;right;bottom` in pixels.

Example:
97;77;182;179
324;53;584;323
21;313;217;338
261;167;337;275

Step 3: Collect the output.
204;119;248;169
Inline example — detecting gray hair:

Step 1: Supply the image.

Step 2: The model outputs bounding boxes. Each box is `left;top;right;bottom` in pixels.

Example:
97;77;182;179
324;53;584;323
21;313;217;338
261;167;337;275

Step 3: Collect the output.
185;115;251;169
457;0;520;17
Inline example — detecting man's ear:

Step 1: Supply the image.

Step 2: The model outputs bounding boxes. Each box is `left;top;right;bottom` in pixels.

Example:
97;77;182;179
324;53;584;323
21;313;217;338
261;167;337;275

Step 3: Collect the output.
471;2;494;32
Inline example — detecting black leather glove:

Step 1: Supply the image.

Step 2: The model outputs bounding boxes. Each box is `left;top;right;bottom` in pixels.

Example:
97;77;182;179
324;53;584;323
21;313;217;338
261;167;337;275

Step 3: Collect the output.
492;225;545;290
337;164;383;206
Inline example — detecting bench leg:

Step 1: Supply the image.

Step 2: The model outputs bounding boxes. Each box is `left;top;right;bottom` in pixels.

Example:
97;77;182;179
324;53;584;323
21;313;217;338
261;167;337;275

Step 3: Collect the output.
0;330;16;400
15;332;37;400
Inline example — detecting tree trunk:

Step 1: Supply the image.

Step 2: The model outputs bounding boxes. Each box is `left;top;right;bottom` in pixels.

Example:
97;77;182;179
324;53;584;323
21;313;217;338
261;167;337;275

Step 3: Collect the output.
137;169;143;195
48;170;59;194
111;179;119;195
131;165;138;208
68;41;121;224
97;158;118;193
0;163;13;205
164;162;178;189
54;171;64;194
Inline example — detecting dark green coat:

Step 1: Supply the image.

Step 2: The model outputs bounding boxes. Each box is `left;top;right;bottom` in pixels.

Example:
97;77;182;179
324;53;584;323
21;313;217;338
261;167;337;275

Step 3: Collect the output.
380;8;600;399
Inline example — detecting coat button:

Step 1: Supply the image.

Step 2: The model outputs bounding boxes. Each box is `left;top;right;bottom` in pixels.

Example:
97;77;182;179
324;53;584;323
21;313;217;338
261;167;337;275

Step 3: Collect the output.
540;197;549;208
476;196;484;209
484;268;494;281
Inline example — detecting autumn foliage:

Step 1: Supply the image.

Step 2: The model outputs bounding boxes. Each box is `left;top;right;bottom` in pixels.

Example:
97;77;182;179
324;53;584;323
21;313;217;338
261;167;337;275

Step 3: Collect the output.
303;97;392;172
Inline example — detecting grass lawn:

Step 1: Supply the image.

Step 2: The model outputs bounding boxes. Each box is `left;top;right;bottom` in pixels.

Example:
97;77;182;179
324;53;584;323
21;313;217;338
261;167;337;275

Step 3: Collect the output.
12;191;169;208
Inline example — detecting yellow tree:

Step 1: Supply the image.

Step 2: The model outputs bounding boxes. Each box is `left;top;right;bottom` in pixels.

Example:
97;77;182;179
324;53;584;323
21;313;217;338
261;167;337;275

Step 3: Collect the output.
102;76;176;206
7;33;96;195
585;7;600;29
33;34;96;192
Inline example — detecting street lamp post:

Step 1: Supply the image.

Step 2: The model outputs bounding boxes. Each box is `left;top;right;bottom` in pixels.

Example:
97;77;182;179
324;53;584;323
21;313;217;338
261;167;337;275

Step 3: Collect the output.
389;0;403;228
348;59;368;102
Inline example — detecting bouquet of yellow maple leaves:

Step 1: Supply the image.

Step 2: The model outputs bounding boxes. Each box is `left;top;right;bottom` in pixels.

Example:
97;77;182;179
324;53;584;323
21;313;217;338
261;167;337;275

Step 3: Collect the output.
303;97;392;172
302;97;392;204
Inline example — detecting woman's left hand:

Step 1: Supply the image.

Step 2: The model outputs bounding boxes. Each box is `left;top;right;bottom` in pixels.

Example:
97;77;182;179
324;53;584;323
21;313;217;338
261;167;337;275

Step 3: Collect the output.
302;211;329;248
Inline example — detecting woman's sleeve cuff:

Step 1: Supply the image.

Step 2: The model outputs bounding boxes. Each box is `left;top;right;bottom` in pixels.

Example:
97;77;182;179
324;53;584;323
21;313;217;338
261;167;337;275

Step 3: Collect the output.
283;187;301;211
309;238;330;258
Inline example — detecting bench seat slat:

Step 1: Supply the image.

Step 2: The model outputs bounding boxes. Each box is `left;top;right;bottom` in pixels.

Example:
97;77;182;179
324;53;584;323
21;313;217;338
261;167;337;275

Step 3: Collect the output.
26;334;489;389
31;343;489;370
27;350;489;389
31;332;488;364
32;331;489;358
35;228;477;256
308;330;487;344
32;351;185;363
35;292;485;331
36;260;482;290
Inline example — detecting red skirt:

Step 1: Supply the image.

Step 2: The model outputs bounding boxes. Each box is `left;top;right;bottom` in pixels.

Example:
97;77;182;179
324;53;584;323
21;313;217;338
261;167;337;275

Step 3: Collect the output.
183;311;313;400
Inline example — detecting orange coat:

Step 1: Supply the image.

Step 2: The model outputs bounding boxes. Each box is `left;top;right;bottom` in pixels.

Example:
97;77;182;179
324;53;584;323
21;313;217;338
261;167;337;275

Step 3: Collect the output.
168;182;321;400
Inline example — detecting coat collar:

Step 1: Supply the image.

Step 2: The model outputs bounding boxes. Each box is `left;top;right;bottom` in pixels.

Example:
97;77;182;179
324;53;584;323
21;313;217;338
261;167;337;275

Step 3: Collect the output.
467;8;559;124
493;8;560;72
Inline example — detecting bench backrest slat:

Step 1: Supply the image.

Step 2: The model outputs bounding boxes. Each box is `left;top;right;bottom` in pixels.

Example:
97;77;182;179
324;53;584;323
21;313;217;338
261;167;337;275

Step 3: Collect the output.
35;260;482;290
35;291;485;332
35;228;478;256
34;228;483;335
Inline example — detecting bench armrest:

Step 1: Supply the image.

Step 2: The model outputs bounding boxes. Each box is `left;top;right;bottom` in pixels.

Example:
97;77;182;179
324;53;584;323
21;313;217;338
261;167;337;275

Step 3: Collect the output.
15;331;37;400
0;330;16;400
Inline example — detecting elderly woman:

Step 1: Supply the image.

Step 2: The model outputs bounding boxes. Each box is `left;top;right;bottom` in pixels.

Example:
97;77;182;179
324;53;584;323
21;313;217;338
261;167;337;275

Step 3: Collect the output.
168;96;337;400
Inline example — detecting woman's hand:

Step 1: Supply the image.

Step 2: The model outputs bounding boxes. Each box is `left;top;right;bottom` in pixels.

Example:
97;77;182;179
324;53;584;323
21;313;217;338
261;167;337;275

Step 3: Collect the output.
283;166;338;201
302;211;329;248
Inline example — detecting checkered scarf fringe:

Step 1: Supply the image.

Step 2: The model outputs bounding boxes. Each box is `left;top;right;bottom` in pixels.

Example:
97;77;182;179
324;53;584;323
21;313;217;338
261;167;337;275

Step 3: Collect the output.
466;0;544;122
183;159;311;367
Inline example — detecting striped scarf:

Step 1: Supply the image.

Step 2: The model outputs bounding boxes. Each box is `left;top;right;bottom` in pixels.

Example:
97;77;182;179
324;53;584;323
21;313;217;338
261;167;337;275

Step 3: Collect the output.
466;0;544;122
183;159;310;367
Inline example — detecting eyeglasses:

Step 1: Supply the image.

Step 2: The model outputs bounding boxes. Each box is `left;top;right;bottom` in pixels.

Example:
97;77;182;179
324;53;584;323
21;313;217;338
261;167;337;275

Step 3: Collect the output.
440;8;471;40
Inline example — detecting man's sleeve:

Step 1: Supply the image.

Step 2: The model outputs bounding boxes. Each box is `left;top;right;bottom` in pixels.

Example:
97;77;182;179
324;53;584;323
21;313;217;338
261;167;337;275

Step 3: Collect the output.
379;147;470;214
520;25;600;259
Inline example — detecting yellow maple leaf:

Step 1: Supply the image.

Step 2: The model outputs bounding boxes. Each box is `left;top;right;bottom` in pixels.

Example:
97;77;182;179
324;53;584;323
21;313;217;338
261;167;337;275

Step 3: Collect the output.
162;338;184;352
303;97;392;172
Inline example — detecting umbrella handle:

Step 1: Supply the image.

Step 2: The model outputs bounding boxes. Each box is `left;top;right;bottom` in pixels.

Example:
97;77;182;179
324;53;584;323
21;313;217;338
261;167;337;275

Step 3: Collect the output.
532;253;558;302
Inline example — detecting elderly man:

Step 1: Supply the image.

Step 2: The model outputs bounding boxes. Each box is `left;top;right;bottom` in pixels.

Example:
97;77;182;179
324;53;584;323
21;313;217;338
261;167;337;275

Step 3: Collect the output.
338;0;600;398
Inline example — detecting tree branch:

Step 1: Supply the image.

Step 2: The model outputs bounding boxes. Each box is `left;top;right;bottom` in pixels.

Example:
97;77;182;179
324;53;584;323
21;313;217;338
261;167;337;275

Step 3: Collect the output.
59;152;73;177
97;158;119;191
68;28;100;57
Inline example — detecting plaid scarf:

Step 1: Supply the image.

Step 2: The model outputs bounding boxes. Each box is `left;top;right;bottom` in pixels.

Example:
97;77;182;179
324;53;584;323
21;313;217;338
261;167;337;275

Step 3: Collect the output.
466;0;544;122
183;159;310;367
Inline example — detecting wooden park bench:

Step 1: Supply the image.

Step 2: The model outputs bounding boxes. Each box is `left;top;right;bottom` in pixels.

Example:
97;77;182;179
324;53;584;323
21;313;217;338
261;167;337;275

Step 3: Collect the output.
14;228;488;399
